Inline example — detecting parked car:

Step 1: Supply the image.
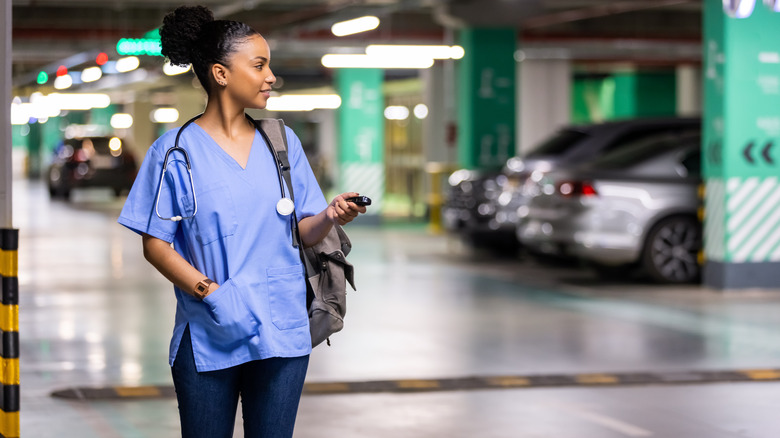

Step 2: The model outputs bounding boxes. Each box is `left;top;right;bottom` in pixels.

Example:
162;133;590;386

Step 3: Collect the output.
442;168;515;249
443;117;701;251
517;130;702;283
47;136;138;200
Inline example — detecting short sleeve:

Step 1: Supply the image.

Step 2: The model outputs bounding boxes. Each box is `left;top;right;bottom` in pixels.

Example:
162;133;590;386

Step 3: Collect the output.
285;127;328;219
118;140;183;243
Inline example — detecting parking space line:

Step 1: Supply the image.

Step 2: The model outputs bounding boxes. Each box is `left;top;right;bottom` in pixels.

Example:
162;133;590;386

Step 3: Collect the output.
549;402;653;437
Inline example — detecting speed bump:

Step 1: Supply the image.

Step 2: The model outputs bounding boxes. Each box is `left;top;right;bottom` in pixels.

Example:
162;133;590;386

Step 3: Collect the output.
50;367;780;400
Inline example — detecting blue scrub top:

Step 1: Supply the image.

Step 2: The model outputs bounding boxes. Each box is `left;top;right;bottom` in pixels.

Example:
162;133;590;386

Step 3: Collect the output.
118;123;328;372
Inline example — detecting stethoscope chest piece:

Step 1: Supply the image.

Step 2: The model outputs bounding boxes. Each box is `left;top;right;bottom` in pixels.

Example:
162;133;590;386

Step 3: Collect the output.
276;197;295;216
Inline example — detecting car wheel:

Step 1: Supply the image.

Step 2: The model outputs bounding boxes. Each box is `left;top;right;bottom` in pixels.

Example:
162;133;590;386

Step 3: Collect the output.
641;216;701;284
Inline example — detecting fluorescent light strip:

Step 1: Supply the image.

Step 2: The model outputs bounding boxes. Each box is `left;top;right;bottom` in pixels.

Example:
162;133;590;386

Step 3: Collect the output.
164;61;192;76
331;16;380;37
116;56;140;73
53;75;73;90
152;108;179;123
110;113;134;129
81;66;103;83
321;54;434;69
365;45;465;60
266;95;342;112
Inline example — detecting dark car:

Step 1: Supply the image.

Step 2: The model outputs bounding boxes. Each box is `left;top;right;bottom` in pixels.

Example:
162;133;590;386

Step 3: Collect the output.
47;136;138;200
518;130;702;283
443;117;701;251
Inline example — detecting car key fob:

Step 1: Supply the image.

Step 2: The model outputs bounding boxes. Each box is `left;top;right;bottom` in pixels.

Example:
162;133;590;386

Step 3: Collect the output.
345;195;372;206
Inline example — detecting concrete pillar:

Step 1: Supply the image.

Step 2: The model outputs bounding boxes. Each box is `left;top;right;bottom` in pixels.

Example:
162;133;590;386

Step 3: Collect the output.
457;28;517;169
676;64;702;116
128;99;155;158
336;68;384;218
702;0;780;289
0;0;10;227
314;109;338;197
518;59;571;154
422;64;450;163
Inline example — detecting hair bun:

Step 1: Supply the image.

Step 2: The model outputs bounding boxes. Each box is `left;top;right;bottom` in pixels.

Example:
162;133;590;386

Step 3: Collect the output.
160;5;214;66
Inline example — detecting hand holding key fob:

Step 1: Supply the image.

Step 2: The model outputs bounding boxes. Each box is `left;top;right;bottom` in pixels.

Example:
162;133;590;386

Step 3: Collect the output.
345;195;372;206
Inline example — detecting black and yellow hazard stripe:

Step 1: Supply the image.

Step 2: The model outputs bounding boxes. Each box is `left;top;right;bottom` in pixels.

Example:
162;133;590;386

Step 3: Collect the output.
50;367;780;401
0;229;18;438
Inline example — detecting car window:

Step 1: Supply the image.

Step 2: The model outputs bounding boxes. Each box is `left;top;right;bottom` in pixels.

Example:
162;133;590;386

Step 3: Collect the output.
525;129;589;158
589;131;701;170
681;149;701;177
83;138;113;155
600;125;699;155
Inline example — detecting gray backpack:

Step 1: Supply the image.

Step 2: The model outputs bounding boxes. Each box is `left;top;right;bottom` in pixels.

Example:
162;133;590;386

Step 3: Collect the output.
254;118;356;347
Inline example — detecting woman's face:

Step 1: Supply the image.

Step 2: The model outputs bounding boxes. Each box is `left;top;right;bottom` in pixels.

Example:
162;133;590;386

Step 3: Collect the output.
222;34;276;109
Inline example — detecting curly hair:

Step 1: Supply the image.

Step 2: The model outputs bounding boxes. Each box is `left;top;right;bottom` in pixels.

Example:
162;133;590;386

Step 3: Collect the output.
160;5;260;95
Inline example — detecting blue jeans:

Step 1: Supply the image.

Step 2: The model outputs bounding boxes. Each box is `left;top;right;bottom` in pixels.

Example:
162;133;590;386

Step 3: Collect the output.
171;326;309;438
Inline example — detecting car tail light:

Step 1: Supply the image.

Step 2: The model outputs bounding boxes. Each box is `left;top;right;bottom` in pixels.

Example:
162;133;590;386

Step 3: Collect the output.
557;181;597;198
72;149;89;163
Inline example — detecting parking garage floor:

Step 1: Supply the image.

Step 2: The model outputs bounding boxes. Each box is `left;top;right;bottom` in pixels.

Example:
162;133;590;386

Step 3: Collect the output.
13;177;780;438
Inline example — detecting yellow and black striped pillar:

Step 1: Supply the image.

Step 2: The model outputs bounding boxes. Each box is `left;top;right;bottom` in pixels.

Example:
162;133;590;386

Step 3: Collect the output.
0;229;18;438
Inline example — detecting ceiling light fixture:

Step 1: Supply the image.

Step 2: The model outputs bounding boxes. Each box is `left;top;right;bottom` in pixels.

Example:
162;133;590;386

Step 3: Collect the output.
266;94;342;112
321;54;434;69
110;113;134;129
365;45;465;60
116;56;140;73
163;61;192;76
331;16;380;37
80;66;103;83
53;74;73;90
151;108;180;123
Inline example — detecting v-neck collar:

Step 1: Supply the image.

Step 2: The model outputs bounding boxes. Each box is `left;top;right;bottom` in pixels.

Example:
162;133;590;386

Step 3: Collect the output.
191;122;257;171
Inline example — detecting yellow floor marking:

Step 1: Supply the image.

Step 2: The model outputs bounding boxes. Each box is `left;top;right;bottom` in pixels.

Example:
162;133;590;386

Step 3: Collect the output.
115;386;162;398
742;370;780;380
484;376;531;387
576;374;619;385
396;379;441;389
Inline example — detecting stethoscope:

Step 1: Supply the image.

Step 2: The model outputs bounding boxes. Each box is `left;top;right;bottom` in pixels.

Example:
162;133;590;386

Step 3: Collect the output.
154;113;295;222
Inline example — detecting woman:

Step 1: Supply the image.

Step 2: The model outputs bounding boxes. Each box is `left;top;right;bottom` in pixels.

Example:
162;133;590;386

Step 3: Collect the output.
117;5;366;437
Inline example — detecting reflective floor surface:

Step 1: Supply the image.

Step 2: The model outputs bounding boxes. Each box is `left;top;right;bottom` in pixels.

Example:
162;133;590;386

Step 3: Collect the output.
13;178;780;437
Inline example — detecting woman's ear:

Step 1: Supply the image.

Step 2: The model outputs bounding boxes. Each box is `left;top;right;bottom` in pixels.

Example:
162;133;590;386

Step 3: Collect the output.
211;63;229;87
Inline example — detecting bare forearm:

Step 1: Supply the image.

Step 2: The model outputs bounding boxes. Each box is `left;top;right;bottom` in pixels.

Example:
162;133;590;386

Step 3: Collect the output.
297;211;333;248
142;234;217;297
298;193;367;247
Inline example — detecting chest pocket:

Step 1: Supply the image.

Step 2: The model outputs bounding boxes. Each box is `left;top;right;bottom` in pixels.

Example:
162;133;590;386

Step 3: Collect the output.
181;183;238;245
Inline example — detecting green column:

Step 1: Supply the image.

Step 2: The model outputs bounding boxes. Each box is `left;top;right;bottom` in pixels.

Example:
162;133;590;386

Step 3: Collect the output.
457;28;516;169
612;72;676;118
703;0;780;288
26;122;42;179
336;69;384;217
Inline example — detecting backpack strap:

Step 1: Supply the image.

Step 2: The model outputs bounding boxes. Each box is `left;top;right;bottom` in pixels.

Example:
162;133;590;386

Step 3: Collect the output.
250;117;316;294
257;118;296;204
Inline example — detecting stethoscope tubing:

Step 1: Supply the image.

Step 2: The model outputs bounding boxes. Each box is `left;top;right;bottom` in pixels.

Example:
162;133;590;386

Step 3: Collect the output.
154;114;292;223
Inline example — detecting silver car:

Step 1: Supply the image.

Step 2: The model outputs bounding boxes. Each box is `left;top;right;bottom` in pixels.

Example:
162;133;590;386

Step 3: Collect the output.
443;118;700;251
517;131;702;283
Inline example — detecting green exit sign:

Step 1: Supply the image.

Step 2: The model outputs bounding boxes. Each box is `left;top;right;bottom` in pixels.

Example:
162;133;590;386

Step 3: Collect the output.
117;38;162;56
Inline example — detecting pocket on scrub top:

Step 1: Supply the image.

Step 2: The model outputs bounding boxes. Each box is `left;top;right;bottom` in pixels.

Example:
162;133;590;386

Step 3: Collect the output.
180;183;238;245
202;278;259;345
266;265;308;330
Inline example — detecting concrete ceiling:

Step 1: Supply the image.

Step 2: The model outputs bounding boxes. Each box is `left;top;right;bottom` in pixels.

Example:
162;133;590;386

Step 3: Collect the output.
11;0;703;88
